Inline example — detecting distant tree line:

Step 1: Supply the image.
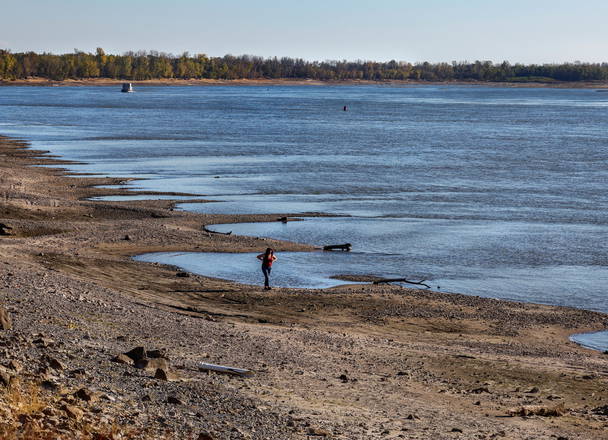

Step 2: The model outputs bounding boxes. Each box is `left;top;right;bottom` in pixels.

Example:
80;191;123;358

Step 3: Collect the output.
1;48;608;82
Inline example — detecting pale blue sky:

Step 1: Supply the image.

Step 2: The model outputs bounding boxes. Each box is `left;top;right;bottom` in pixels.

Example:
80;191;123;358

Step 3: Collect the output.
2;0;608;63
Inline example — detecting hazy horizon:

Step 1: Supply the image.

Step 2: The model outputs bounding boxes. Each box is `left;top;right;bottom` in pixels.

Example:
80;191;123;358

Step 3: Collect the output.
3;0;608;65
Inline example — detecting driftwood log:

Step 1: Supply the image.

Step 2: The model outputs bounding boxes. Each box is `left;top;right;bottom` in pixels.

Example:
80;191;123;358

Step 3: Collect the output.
372;278;431;288
323;243;352;252
202;225;231;235
198;362;253;377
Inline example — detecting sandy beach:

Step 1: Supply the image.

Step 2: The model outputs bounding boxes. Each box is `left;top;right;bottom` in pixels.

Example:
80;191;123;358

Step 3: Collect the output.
0;135;607;439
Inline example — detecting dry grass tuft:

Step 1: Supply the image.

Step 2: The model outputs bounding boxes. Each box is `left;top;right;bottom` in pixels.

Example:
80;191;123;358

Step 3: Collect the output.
0;381;160;439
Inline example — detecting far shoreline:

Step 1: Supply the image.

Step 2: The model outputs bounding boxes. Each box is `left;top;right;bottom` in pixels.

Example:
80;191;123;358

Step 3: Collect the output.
4;77;608;88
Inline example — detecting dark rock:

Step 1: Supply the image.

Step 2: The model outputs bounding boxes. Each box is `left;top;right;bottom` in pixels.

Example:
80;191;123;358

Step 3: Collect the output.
124;346;146;362
198;432;214;440
33;337;54;347
123;235;131;241
592;405;608;416
18;414;33;424
154;368;177;381
167;395;182;405
47;356;65;371
338;374;349;383
526;387;540;394
451;427;463;433
176;272;190;278
41;380;59;391
74;388;97;402
0;368;14;387
471;387;491;394
146;349;166;359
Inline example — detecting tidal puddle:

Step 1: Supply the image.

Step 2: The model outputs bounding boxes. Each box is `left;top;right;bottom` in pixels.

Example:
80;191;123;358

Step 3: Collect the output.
134;251;356;289
570;330;608;353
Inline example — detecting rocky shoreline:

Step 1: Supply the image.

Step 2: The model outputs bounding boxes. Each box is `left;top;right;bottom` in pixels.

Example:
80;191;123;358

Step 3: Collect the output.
1;135;608;439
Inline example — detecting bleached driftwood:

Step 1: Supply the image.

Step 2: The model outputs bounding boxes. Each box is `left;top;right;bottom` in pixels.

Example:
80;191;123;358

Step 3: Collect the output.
198;362;253;377
508;403;566;417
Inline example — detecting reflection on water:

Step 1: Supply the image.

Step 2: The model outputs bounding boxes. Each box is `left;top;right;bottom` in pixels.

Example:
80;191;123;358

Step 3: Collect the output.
134;251;353;290
2;85;608;347
202;218;608;312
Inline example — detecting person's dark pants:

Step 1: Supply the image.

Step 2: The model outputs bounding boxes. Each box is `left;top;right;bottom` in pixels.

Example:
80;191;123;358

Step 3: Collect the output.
262;265;271;288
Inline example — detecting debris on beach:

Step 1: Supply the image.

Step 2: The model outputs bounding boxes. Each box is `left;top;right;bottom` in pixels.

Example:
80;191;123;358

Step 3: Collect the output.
202;225;232;235
0;223;12;236
323;243;352;251
508;403;566;417
372;277;431;288
198;362;253;377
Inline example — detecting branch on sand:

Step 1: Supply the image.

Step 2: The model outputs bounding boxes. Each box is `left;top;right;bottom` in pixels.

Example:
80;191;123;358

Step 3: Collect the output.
202;225;231;235
372;278;431;288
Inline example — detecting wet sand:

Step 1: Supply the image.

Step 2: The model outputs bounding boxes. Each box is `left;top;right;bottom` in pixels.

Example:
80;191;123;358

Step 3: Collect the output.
1;135;608;439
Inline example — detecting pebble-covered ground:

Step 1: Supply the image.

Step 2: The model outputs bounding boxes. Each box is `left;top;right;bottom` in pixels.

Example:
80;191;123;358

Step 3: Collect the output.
0;136;607;439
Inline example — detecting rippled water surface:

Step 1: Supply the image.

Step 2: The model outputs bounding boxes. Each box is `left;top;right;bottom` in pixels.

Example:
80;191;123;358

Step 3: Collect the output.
2;85;607;344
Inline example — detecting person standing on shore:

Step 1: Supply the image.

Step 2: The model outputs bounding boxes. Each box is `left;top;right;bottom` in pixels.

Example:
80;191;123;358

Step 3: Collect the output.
257;248;277;290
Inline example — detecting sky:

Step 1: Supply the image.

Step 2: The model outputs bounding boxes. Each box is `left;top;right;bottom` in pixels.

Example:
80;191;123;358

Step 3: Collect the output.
2;0;608;64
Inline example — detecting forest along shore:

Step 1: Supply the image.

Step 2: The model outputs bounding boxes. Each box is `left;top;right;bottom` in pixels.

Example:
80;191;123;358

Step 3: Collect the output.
0;135;607;439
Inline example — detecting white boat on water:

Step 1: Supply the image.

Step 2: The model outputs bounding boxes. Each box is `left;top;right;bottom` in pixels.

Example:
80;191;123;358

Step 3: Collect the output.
121;83;133;93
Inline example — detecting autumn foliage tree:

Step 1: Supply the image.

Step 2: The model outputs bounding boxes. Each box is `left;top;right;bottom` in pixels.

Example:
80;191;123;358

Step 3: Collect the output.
1;48;608;82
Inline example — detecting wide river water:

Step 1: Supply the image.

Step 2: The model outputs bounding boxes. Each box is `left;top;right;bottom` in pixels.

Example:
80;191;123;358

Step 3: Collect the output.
1;85;607;349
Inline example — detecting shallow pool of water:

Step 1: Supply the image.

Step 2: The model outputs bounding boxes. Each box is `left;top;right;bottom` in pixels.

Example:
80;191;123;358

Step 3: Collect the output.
570;331;608;352
134;251;354;289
